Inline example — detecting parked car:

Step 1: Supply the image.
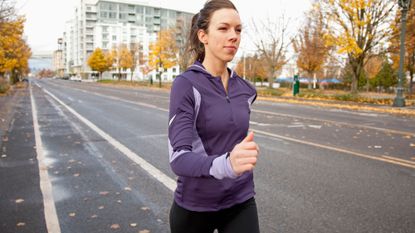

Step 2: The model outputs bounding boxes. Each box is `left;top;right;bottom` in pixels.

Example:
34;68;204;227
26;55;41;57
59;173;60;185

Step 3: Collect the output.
70;76;82;82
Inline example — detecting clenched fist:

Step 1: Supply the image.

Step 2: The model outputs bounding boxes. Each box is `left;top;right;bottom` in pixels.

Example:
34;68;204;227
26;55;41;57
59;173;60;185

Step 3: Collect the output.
229;132;260;176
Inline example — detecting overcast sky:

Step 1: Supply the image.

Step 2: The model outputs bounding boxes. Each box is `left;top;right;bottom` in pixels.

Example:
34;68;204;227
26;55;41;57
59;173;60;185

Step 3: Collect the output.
15;0;312;54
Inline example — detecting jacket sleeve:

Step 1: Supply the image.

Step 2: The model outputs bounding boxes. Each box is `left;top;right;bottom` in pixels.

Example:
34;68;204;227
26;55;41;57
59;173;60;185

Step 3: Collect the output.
168;76;236;179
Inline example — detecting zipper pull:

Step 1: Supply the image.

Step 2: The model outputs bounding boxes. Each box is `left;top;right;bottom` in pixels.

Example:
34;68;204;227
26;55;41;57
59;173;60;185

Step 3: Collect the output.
226;96;230;103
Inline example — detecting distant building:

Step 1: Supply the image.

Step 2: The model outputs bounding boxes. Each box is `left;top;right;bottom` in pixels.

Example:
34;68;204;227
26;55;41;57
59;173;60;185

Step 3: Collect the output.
60;0;193;81
53;38;65;77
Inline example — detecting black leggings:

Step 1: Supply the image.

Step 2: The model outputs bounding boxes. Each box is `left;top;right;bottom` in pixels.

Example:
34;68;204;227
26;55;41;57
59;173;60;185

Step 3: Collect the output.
169;198;260;233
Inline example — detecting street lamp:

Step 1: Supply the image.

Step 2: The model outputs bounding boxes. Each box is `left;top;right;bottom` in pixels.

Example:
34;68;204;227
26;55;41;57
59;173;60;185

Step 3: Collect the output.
393;0;412;107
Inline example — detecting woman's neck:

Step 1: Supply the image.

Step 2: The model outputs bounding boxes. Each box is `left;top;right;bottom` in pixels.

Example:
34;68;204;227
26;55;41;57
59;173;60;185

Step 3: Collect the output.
202;56;228;79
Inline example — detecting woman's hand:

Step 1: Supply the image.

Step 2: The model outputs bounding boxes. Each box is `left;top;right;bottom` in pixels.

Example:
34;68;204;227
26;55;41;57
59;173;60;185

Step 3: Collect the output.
229;132;260;176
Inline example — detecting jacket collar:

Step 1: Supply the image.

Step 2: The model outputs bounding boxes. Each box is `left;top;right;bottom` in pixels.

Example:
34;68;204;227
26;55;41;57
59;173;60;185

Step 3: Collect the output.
189;61;236;79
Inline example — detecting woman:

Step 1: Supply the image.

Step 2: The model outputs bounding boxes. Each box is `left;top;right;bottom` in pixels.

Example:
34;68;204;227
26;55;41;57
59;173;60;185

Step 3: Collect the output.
168;0;260;232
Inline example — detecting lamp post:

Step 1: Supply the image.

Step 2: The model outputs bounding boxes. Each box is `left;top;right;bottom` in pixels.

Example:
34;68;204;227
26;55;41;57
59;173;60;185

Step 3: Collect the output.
393;0;412;107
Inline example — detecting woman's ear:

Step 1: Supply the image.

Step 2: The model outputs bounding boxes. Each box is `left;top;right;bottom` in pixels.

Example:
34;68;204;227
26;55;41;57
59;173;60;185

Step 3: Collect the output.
197;29;208;45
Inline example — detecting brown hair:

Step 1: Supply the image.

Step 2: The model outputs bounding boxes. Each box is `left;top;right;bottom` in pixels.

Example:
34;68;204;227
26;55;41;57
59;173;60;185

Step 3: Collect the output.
188;0;238;63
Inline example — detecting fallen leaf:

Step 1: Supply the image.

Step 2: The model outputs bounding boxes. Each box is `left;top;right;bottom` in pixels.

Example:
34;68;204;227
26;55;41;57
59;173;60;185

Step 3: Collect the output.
99;191;109;196
117;200;122;204
69;212;76;217
403;135;411;139
16;222;26;227
374;145;382;149
73;173;80;177
15;199;24;204
1;154;6;158
124;187;132;191
141;207;149;211
91;214;98;218
410;143;415;147
110;224;120;229
139;230;150;233
68;159;76;163
98;206;105;210
130;223;137;227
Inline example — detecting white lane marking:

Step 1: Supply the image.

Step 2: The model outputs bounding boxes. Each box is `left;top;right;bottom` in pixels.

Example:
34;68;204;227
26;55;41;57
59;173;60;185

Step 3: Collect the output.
40;87;176;192
30;84;62;233
249;121;270;126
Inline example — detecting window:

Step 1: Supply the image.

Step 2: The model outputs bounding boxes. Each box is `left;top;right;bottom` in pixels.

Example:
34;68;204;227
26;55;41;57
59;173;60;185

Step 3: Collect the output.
136;6;143;14
109;12;117;19
112;35;117;40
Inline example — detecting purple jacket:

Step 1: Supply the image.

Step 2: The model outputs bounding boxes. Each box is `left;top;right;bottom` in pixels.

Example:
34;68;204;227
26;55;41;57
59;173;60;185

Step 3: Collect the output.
168;61;257;212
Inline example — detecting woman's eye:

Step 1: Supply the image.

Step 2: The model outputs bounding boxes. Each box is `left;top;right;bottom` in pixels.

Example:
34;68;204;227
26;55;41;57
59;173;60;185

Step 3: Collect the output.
219;27;227;31
236;28;242;33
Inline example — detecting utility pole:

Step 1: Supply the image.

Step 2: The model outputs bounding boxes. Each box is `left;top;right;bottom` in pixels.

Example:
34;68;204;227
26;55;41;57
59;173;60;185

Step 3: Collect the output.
393;0;412;107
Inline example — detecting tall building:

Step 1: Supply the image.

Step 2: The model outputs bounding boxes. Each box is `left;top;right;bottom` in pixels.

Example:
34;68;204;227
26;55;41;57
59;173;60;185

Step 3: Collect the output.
62;0;193;81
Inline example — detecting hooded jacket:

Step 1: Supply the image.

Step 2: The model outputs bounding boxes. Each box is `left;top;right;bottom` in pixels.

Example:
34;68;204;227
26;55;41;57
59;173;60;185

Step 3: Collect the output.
168;61;257;212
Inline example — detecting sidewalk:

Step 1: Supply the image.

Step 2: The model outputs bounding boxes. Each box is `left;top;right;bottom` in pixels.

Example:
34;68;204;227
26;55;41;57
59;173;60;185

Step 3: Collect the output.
0;86;48;233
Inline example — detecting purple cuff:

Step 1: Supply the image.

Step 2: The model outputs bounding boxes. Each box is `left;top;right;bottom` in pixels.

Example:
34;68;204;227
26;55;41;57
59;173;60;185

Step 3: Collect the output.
209;153;238;179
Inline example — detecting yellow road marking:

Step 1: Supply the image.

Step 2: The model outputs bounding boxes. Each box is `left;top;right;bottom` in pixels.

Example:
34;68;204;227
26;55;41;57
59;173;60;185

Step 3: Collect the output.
382;156;415;165
252;109;414;137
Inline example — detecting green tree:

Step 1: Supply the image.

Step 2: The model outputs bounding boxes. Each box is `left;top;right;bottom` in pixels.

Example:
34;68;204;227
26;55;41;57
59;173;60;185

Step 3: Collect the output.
370;60;397;91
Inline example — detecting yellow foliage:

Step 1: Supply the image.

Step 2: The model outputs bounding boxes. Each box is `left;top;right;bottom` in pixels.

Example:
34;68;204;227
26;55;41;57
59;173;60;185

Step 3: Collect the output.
148;29;178;71
0;17;31;77
87;48;112;75
118;45;133;70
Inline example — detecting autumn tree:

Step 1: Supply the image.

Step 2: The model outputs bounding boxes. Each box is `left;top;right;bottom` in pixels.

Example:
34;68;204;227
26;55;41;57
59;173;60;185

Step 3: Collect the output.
319;0;396;93
176;16;192;73
235;54;267;85
37;69;55;78
293;3;331;89
118;44;133;80
87;48;112;80
0;15;31;84
251;17;290;88
389;2;415;95
129;42;144;82
110;44;133;80
364;55;384;91
148;29;178;87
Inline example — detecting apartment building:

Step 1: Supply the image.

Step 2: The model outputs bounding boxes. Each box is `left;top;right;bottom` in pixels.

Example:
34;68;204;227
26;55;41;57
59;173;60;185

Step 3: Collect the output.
62;0;193;81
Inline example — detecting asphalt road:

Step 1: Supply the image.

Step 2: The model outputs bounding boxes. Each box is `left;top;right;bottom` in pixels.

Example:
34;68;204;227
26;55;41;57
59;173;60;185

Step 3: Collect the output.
1;78;414;233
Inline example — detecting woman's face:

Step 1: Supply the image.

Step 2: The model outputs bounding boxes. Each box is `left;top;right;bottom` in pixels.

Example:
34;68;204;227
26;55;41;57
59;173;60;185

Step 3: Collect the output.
199;8;242;63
